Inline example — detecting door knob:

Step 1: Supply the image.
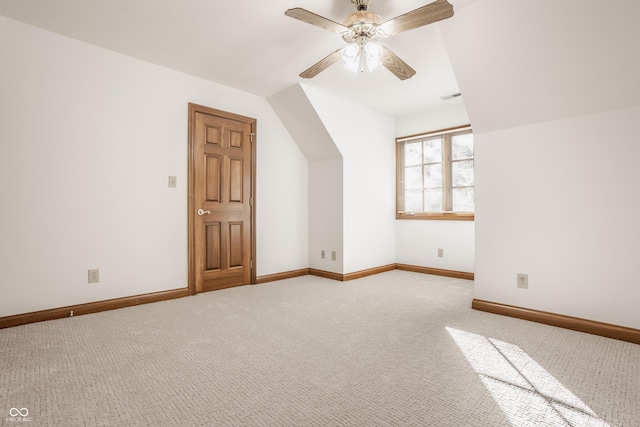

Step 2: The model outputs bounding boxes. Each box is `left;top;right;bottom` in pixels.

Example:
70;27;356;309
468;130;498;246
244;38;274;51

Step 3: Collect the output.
197;209;211;216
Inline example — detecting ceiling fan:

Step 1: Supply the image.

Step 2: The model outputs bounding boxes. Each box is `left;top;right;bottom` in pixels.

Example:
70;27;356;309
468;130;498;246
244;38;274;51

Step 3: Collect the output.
284;0;454;80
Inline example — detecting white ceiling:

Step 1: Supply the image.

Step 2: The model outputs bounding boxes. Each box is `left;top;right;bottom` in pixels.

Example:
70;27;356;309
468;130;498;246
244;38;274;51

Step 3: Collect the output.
439;0;640;133
0;0;478;118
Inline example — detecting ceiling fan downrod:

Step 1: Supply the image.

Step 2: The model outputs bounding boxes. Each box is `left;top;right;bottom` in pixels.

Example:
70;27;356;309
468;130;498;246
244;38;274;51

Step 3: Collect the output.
351;0;372;12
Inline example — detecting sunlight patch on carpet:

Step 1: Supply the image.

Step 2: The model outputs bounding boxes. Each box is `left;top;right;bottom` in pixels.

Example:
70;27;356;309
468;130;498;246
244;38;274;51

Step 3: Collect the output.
446;327;610;427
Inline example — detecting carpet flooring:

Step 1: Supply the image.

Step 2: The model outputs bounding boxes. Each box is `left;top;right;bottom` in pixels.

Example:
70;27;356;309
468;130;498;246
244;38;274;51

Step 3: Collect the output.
1;271;639;426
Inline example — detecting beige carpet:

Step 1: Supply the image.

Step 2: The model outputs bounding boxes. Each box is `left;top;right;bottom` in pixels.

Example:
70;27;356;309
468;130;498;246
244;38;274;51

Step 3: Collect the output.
1;271;638;426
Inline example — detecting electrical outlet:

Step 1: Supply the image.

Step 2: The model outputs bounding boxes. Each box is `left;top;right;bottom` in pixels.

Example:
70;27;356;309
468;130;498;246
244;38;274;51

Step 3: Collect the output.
168;175;177;188
321;250;325;259
438;248;444;258
88;269;100;284
331;251;337;261
517;273;528;289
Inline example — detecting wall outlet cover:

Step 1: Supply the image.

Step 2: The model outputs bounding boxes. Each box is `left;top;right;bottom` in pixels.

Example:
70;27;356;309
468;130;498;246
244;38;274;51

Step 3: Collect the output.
88;269;100;284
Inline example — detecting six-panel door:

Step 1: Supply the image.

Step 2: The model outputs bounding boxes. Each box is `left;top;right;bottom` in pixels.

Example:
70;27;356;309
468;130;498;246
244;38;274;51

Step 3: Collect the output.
194;111;252;292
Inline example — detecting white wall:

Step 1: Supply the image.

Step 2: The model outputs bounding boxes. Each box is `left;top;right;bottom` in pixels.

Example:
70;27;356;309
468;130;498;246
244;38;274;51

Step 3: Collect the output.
475;106;640;329
395;102;470;137
396;221;474;273
439;0;640;328
302;85;396;273
0;16;308;316
255;121;309;278
308;159;344;273
395;102;475;273
268;84;342;274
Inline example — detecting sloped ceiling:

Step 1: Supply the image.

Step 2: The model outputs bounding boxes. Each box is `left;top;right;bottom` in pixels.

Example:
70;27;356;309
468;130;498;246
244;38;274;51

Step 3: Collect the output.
268;84;342;162
0;0;479;119
2;0;633;132
440;0;640;133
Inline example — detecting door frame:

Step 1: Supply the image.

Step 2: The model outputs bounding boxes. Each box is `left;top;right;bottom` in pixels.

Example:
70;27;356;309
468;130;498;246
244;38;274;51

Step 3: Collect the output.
187;103;257;295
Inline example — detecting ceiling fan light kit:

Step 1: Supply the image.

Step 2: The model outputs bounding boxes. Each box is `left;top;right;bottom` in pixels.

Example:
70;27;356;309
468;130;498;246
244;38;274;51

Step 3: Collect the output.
342;41;383;73
285;0;454;80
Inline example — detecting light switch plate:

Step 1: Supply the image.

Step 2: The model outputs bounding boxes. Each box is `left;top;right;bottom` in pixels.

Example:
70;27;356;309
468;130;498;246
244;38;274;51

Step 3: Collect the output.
517;273;528;289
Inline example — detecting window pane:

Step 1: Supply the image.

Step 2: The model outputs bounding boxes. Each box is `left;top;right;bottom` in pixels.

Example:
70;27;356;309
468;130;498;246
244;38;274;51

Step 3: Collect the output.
404;190;423;212
453;188;474;212
424;189;443;212
404;142;422;166
398;128;474;218
452;160;474;187
404;166;422;189
452;133;473;160
424;163;442;188
423;138;443;163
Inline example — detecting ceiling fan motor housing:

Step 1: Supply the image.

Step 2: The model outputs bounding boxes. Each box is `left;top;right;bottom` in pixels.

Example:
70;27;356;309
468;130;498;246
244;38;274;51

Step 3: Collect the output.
342;11;386;43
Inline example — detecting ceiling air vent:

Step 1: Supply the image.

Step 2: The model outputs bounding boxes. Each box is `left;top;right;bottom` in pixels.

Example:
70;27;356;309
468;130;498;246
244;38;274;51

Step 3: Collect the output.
441;92;461;100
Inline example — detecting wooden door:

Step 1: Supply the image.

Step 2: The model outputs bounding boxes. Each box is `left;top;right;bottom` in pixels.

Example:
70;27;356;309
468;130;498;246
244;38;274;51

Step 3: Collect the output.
188;104;256;294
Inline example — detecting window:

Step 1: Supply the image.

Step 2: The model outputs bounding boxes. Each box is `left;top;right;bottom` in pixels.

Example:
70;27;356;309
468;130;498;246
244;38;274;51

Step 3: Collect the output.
396;125;474;220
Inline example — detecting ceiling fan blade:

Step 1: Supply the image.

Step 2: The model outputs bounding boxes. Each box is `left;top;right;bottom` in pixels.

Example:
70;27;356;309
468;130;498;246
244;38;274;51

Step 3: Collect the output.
379;0;454;36
299;48;343;79
381;47;416;80
285;8;350;34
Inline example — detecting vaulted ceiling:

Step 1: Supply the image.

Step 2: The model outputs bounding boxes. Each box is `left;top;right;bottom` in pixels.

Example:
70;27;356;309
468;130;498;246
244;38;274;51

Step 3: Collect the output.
0;0;478;118
2;0;637;131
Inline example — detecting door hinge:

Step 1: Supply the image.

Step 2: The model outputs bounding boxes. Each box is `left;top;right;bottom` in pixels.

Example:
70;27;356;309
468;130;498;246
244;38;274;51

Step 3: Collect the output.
249;197;253;206
250;132;255;143
250;260;253;269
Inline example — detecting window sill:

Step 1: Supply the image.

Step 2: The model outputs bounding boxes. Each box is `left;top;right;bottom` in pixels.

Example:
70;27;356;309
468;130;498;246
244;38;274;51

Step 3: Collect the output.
396;212;474;221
